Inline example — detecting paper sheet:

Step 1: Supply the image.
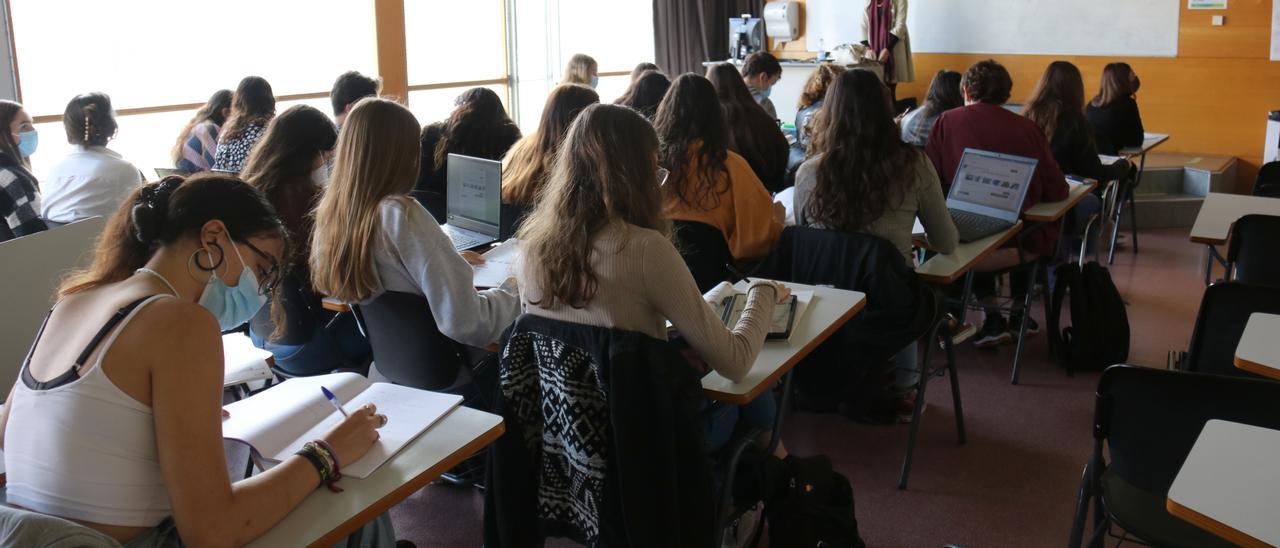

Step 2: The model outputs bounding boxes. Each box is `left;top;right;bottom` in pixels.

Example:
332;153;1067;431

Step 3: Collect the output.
472;239;520;288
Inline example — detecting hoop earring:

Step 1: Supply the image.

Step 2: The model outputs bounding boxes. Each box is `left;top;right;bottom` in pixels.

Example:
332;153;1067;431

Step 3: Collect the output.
187;242;225;281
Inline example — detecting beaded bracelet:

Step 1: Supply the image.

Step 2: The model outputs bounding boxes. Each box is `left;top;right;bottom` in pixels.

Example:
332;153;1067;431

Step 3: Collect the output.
296;441;344;492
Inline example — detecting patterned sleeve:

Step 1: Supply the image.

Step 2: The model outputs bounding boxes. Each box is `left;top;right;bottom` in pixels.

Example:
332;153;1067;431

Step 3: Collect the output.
0;169;47;237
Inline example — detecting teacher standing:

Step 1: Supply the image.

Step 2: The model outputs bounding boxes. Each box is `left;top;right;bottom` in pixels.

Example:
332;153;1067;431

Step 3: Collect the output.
862;0;915;102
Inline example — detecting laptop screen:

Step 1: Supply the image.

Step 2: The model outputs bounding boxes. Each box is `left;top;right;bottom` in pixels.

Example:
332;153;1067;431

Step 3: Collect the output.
446;154;502;232
947;149;1038;221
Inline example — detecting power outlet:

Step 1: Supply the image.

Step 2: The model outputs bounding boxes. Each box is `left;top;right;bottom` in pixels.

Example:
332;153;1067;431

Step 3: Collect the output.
1212;15;1225;26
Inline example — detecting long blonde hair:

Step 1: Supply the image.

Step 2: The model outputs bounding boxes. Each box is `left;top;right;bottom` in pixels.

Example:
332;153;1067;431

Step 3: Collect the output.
310;98;421;303
501;84;599;205
517;104;666;309
560;54;598;86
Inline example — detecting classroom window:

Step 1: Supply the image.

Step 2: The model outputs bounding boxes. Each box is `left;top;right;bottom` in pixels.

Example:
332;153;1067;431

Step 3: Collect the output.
406;85;508;128
404;1;508;86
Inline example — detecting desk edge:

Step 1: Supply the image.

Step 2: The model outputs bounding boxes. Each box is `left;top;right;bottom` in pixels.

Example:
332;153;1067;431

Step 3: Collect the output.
307;419;506;547
703;297;867;405
1166;497;1272;548
1023;182;1097;222
1234;355;1280;380
916;224;1023;285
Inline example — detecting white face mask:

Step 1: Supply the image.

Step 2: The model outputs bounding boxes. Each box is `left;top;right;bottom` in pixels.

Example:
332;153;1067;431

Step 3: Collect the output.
311;164;330;187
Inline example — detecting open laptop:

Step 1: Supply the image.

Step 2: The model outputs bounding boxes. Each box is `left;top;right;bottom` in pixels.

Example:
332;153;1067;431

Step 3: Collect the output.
441;153;503;251
946;149;1037;242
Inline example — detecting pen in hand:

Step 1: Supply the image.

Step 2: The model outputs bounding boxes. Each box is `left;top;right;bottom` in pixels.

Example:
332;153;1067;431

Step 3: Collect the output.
724;263;752;283
321;386;348;417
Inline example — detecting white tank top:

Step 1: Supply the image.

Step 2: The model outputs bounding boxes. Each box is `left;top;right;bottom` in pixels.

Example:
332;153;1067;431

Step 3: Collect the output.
4;295;173;527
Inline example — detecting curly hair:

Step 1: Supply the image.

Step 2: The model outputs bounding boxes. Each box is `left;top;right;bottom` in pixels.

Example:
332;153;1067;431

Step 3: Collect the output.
962;59;1013;105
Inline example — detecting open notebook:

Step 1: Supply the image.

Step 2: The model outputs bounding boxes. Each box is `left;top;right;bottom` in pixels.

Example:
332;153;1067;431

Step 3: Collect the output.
703;281;812;340
472;239;520;289
222;372;462;478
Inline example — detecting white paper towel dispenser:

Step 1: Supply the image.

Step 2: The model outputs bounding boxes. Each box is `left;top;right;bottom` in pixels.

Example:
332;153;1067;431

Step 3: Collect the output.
764;1;800;42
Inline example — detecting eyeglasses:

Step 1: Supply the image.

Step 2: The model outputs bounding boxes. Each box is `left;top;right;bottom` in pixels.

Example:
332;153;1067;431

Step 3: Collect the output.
239;239;282;296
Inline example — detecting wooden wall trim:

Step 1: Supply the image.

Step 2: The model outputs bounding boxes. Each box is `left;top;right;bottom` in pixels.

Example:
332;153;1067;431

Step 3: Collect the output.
373;0;410;104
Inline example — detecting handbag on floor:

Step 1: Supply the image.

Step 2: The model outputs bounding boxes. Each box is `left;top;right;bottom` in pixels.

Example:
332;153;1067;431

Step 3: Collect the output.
1048;261;1130;372
764;455;866;548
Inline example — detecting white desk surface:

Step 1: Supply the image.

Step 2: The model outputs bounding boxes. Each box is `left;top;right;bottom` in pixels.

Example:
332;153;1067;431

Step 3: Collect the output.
1024;179;1098;223
1119;132;1170;157
914;222;1022;285
1189;193;1280;245
222;333;275;387
701;282;865;405
1167;420;1280;548
248;406;504;547
1235;313;1280;380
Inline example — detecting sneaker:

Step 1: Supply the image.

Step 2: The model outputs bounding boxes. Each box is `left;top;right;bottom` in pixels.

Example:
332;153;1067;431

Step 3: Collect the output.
973;315;1011;349
1008;315;1041;339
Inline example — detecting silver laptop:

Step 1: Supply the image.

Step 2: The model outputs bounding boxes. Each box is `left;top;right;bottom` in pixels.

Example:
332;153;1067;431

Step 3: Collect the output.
441;154;503;251
947;149;1037;242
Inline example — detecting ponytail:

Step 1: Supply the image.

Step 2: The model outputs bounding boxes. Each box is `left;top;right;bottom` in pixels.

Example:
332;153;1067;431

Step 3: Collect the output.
64;92;116;147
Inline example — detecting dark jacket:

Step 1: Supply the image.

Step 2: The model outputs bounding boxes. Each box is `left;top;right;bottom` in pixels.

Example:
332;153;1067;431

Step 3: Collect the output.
0;153;46;243
728;102;791;194
1049;112;1129;184
484;314;716;548
415;121;521;196
1086;97;1144;156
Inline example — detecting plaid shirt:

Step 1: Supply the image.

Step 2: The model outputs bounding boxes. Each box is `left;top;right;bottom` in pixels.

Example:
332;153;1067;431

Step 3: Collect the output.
0;164;47;241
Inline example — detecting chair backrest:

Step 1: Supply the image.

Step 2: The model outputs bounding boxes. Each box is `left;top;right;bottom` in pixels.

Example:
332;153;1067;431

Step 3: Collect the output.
1185;281;1280;378
353;291;467;390
672;220;734;293
486;314;714;547
1254;161;1280;197
1095;365;1280;496
1226;214;1280;287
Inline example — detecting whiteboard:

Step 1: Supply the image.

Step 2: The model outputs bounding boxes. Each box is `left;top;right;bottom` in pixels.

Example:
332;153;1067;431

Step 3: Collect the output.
805;0;1180;58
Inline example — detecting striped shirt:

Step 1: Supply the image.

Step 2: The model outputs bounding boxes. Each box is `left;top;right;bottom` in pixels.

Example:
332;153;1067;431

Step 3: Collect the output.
176;121;220;173
0;161;47;242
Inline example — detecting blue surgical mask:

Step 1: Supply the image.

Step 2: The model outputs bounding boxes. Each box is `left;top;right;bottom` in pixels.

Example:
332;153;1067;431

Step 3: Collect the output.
758;87;772;100
17;130;37;158
198;240;268;331
590;76;599;89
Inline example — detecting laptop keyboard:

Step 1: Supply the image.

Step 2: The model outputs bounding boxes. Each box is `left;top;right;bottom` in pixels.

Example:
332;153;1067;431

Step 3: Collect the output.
445;227;492;251
950;209;1012;242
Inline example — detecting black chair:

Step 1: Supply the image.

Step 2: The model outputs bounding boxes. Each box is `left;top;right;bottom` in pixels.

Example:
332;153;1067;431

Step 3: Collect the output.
351;291;470;390
249;271;366;379
1253;160;1280;198
897;284;966;489
1068;365;1280;548
1172;282;1280;378
410;190;447;224
1226;214;1280;287
672;220;734;293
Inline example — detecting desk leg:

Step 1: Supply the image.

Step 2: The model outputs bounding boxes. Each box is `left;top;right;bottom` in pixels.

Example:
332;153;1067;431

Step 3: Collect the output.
958;271;975;326
1203;245;1228;286
1108;152;1145;265
1010;261;1040;385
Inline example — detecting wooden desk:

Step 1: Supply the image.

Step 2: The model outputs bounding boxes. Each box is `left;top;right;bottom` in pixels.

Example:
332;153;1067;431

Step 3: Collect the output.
321;297;347;313
247;406;504;547
1119;132;1170;158
1189;193;1280;246
1024;180;1097;223
701;282;865;405
914;222;1022;285
1167;420;1280;548
1235;313;1280;380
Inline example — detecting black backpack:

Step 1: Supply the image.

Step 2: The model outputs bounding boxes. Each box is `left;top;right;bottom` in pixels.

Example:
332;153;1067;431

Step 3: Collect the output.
1048;261;1130;373
764;455;866;548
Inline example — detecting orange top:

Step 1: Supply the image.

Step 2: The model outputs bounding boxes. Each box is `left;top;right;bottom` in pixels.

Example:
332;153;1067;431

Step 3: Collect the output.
664;149;783;260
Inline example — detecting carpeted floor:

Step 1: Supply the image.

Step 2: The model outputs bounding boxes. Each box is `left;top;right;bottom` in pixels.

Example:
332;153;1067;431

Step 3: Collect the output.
386;228;1211;547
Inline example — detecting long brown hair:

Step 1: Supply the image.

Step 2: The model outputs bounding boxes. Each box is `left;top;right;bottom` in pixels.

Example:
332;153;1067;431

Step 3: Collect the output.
798;63;845;110
433;87;520;170
1024;61;1086;141
706;62;787;184
1091;62;1139;108
921;70;963;119
310;98;421;303
806;70;917;232
560;54;598;86
171;89;232;166
517;104;665;309
60;174;287;298
653;74;729;210
501;84;599;205
614;70;671;119
0;100;28;166
222;76;276;141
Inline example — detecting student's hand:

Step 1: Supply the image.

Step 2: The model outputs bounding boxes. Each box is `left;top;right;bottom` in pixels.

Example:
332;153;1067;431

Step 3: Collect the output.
895;107;911;125
770;282;792;304
878;49;890;63
460;250;486;266
772;201;786;224
320;403;386;466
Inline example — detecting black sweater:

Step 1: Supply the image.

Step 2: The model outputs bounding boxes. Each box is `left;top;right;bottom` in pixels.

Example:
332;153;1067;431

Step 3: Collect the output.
1086;97;1144;156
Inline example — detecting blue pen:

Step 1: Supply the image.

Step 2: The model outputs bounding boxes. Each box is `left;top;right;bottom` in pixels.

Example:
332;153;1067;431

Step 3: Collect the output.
320;386;349;417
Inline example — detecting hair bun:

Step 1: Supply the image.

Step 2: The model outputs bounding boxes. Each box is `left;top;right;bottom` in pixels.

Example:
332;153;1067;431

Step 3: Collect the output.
130;176;182;244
